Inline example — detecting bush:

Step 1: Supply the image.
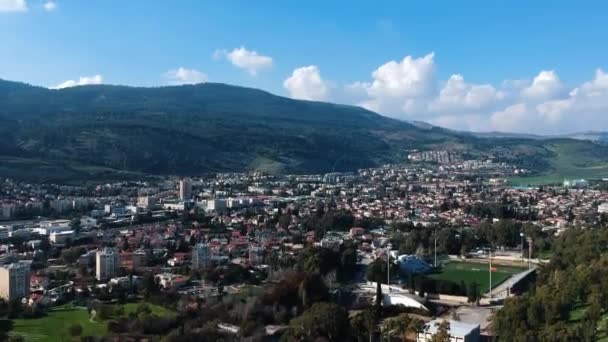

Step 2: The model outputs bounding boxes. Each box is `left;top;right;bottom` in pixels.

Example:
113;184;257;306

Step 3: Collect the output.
68;323;83;337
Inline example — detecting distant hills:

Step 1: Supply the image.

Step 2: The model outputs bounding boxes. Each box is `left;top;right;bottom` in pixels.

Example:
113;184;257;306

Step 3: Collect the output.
1;79;608;183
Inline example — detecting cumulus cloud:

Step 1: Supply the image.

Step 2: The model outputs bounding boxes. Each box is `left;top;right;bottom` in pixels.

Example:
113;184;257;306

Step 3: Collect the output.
521;70;565;101
283;65;329;101
51;75;103;89
353;53;436;115
313;52;608;134
215;46;273;75
43;1;56;11
429;74;501;113
0;0;27;12
163;67;207;85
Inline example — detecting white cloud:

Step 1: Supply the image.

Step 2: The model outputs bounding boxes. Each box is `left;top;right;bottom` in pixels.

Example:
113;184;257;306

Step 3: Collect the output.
489;103;535;132
322;52;608;134
521;70;564;101
163;67;207;85
0;0;27;12
43;1;56;11
429;74;501;113
431;114;489;132
215;46;273;75
51;75;103;89
351;53;436;116
283;65;329;101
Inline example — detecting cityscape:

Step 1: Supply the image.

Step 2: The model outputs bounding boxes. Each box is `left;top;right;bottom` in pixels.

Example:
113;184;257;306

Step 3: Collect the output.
2;1;608;341
0;154;606;340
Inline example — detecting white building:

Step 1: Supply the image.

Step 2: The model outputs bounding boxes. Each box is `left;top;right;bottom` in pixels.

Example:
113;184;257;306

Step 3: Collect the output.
96;248;120;281
50;230;75;245
34;220;72;236
0;262;31;301
179;178;192;200
0;226;11;240
598;203;608;214
417;319;480;342
50;199;72;213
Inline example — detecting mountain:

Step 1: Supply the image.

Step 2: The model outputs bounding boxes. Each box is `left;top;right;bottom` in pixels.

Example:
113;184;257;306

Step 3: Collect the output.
1;79;608;183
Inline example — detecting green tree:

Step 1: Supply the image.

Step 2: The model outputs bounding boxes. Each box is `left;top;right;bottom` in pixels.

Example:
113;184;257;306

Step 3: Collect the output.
282;302;350;341
382;313;423;342
431;320;450;342
68;323;83;337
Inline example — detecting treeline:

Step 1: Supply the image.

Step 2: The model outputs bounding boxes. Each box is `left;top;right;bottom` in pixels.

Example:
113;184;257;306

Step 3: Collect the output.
390;219;554;257
494;227;608;341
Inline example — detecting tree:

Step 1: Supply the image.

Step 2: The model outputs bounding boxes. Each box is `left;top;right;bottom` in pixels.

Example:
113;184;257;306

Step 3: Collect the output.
467;281;479;305
431;320;450;342
68;323;83;337
297;273;329;308
367;258;387;316
69;218;81;233
382;313;423;342
282;302;350;341
350;307;377;342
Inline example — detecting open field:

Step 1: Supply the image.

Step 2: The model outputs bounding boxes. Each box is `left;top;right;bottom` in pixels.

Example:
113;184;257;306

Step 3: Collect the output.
510;141;608;186
4;302;174;341
6;305;106;342
429;261;527;293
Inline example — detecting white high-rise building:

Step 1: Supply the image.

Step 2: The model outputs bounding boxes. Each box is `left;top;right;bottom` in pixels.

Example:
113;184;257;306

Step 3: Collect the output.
192;243;211;269
179;178;192;200
96;248;120;281
0;262;31;301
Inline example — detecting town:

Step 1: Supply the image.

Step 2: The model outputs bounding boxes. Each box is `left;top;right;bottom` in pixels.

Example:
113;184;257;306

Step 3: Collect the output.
0;154;606;341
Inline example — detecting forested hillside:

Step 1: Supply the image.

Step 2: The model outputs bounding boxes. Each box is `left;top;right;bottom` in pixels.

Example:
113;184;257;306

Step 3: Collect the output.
1;79;608;182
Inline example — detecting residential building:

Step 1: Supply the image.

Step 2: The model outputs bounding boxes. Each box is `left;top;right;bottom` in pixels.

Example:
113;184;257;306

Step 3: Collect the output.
0;262;31;301
179;178;192;200
0;226;10;240
96;248;120;281
192;243;211;269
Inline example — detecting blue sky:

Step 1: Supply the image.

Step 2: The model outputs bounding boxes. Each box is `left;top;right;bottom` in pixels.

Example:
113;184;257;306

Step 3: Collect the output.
2;0;608;134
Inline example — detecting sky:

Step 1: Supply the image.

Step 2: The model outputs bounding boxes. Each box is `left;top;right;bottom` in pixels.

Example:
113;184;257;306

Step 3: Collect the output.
1;0;608;134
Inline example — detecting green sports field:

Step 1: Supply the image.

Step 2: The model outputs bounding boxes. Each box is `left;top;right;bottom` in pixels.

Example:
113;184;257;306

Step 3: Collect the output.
428;261;527;293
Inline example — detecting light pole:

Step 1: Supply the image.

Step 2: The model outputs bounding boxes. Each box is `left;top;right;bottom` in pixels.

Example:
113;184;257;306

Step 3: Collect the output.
520;232;524;263
527;237;533;269
488;247;492;299
386;246;390;293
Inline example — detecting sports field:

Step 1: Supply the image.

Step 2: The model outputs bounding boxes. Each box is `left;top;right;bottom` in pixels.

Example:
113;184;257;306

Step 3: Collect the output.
428;261;527;293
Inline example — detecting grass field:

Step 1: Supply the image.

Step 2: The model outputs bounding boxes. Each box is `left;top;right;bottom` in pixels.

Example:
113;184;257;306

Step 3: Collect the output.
5;301;174;341
510;141;608;186
428;261;527;293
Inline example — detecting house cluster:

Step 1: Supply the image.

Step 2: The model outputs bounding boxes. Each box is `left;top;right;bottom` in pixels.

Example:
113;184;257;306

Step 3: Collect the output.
0;159;606;317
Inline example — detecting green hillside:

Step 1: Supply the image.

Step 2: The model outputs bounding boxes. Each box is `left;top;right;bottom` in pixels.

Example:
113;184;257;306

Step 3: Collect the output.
1;79;608;181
